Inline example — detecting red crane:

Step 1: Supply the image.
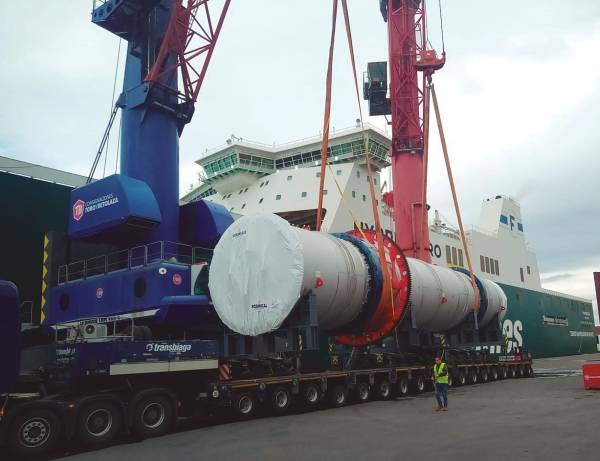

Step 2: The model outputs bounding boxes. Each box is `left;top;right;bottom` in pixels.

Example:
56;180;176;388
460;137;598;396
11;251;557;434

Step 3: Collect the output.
365;0;444;263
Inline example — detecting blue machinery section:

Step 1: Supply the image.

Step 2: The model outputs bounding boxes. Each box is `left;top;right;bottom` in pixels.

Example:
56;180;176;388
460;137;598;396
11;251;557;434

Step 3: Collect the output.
45;0;234;326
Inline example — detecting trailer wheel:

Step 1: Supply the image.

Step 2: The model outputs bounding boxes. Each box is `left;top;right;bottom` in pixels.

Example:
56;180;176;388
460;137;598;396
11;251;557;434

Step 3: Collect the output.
457;370;467;386
397;377;409;397
509;366;517;379
481;368;489;383
413;375;425;394
517;365;524;378
525;365;533;377
354;381;371;403
271;386;292;415
447;374;453;388
301;383;322;408
9;407;62;457
490;367;499;381
328;384;348;407
76;400;122;448
132;394;174;439
233;391;257;420
470;370;478;384
500;366;508;379
377;379;392;400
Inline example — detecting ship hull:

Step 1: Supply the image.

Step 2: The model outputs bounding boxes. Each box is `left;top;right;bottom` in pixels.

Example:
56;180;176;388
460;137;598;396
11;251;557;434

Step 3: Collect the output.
499;283;597;358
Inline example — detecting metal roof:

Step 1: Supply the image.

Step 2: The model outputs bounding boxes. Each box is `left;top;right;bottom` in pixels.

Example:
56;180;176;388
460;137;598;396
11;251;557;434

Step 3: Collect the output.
0;155;87;188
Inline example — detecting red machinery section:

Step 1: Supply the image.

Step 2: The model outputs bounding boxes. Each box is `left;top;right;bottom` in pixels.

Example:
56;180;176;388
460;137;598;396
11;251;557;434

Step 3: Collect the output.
386;0;444;263
335;229;410;346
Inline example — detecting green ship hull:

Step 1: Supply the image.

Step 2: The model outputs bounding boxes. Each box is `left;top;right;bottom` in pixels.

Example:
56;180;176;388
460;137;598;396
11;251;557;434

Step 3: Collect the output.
499;283;597;358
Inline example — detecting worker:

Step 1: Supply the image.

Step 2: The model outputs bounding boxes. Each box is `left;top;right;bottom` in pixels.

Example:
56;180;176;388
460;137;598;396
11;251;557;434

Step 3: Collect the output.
433;354;448;411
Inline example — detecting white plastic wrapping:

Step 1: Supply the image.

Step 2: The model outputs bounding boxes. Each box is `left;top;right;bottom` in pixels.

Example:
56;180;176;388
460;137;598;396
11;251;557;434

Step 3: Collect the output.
208;213;304;336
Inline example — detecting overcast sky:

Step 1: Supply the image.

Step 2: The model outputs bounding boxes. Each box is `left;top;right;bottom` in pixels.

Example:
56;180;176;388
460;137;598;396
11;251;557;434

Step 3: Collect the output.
0;1;598;314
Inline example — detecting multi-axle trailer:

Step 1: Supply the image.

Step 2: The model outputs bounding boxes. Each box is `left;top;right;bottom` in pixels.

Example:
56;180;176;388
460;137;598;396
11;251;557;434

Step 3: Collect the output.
0;319;532;457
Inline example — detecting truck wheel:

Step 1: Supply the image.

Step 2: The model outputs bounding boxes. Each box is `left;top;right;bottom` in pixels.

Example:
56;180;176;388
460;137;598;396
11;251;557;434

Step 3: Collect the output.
377;379;392;400
9;408;62;457
76;400;122;448
525;365;533;377
501;367;508;379
447;374;454;388
233;391;257;420
490;367;499;381
271;386;292;415
470;370;478;384
457;370;467;386
302;383;322;408
413;375;425;394
132;395;174;439
397;377;409;397
517;365;524;378
509;366;517;378
328;384;348;407
481;368;489;383
354;381;371;403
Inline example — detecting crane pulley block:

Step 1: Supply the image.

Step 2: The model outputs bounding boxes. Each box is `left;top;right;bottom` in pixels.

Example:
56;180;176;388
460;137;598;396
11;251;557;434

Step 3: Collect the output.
363;62;390;117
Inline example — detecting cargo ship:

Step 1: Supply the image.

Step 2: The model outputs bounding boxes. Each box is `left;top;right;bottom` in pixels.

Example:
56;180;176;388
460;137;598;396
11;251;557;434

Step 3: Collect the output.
183;123;598;358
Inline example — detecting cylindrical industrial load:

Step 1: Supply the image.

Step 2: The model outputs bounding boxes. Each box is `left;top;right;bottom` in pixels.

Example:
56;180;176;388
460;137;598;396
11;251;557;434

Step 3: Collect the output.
406;258;475;332
208;213;508;343
208;213;372;336
477;278;508;327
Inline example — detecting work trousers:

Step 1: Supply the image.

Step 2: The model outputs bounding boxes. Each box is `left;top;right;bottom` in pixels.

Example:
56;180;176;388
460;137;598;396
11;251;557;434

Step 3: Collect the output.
434;382;448;408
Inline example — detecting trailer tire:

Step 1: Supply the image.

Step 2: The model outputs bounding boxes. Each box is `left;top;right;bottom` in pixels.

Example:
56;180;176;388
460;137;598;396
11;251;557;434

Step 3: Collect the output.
481;368;489;383
509;366;517;379
301;383;322;408
328;384;348;407
447;374;453;388
76;400;122;448
525;365;533;377
457;370;467;386
470;370;478;385
501;366;508;379
413;375;425;394
377;379;392;400
271;386;292;415
354;381;371;403
490;367;499;381
8;407;62;457
397;377;409;397
233;391;257;420
517;365;524;378
132;394;174;439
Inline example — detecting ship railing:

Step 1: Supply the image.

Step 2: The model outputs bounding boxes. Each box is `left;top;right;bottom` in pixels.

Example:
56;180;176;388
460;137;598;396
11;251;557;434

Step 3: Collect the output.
57;241;213;285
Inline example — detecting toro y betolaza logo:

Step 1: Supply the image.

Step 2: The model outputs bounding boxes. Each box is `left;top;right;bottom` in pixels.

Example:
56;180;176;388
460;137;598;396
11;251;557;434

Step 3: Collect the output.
72;193;119;221
145;343;192;353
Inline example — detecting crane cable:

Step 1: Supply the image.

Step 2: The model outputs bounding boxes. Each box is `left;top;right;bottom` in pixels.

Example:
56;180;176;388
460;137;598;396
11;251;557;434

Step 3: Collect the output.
430;83;479;310
103;38;122;178
340;0;394;315
315;0;338;231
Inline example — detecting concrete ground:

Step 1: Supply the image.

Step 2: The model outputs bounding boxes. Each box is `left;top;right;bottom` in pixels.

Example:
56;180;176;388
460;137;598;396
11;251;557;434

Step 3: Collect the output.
57;353;600;461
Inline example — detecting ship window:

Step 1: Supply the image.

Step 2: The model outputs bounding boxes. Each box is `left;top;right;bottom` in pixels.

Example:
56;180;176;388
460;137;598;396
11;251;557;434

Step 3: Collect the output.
238;190;243;195
480;255;485;272
230;207;234;211
485;257;490;273
259;198;264;203
374;178;377;185
490;259;496;275
357;171;361;178
451;247;457;265
520;267;524;282
316;172;321;178
276;194;281;200
260;182;264;188
495;259;500;275
265;180;269;185
352;191;356;198
527;265;531;275
336;170;342;176
323;190;328;195
241;203;246;209
287;175;293;181
301;192;307;198
458;249;464;267
446;246;452;264
244;188;248;193
362;195;366;202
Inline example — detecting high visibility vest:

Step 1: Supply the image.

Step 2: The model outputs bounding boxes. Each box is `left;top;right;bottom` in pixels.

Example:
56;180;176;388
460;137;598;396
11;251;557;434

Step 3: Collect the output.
434;362;448;384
